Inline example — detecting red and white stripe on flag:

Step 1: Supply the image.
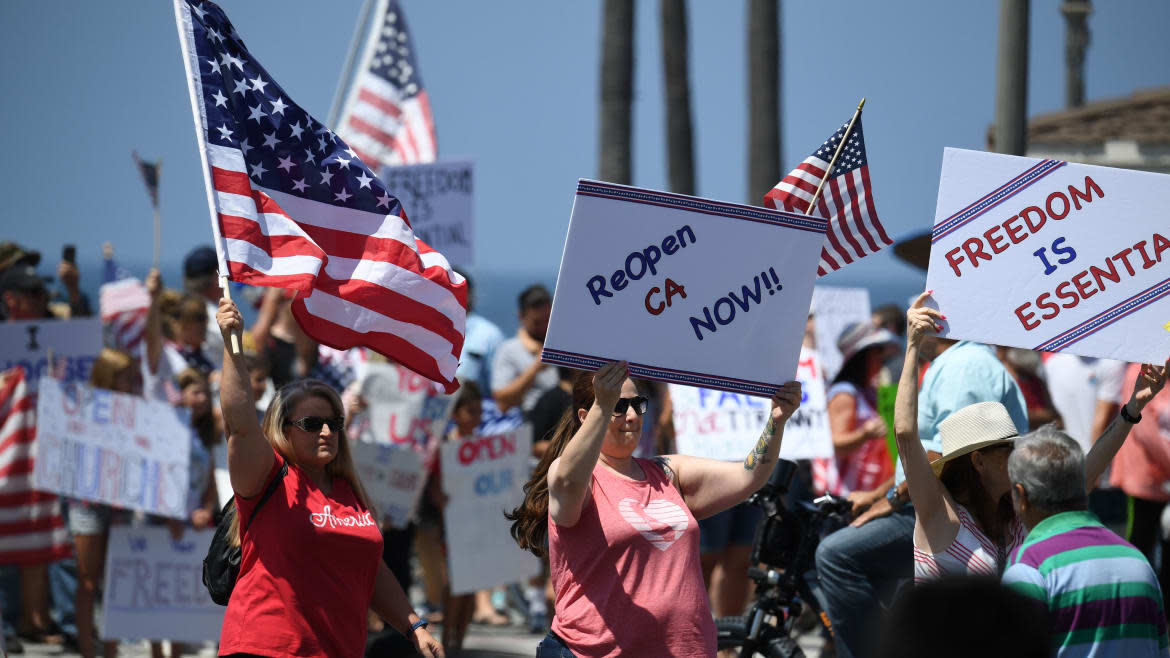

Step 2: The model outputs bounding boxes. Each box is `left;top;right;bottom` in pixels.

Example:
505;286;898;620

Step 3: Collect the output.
342;78;437;168
207;144;466;392
100;278;150;355
0;368;71;565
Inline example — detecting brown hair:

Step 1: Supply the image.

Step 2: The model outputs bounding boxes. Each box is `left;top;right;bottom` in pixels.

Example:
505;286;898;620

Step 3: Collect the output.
177;368;220;448
940;447;1016;549
506;372;601;557
229;379;373;546
90;348;135;392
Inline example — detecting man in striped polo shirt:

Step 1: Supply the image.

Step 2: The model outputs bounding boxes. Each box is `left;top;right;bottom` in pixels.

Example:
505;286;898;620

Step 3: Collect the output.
1003;425;1169;657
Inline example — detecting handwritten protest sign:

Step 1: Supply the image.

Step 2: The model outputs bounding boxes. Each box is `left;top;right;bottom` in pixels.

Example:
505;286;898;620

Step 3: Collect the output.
101;527;223;642
926;148;1170;364
671;348;832;461
441;426;540;595
378;161;473;267
811;286;872;381
360;362;453;451
33;378;190;519
0;318;101;390
350;439;428;529
542;181;827;397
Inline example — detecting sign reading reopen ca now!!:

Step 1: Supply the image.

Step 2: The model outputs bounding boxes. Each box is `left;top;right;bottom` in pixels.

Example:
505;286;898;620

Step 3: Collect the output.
541;180;827;397
925;148;1170;364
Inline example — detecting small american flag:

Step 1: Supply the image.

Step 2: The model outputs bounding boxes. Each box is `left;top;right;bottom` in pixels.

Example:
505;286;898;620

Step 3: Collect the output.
173;0;466;391
335;0;437;168
100;278;150;355
764;116;892;276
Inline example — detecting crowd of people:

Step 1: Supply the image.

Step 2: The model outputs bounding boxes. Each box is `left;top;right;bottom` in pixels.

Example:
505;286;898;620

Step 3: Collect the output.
3;238;1170;658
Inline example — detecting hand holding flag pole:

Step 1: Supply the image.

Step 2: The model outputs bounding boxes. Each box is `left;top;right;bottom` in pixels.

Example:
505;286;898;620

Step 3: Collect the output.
803;98;865;214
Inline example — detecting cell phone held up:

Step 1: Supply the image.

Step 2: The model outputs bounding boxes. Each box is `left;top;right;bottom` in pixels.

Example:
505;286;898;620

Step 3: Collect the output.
62;245;76;265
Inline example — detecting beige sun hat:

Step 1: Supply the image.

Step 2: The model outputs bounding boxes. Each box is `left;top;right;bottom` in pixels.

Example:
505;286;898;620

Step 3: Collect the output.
930;401;1020;476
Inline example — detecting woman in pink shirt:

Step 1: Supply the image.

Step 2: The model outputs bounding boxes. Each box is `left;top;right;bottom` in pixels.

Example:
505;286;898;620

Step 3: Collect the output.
507;362;801;657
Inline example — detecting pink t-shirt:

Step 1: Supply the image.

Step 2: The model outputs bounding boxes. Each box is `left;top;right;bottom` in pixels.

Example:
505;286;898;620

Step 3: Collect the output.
549;458;716;658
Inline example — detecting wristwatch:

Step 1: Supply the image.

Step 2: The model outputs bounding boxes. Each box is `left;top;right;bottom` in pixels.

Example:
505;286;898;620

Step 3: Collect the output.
886;485;907;510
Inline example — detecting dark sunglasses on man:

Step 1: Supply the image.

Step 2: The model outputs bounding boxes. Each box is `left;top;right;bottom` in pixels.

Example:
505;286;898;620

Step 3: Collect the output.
613;396;649;416
286;416;345;433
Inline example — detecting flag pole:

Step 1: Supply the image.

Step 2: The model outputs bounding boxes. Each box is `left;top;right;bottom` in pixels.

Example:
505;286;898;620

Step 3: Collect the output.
327;0;376;130
804;98;866;215
153;161;162;271
172;0;240;354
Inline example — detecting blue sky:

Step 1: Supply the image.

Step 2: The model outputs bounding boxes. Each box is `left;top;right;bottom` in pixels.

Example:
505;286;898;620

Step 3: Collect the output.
1;1;1167;322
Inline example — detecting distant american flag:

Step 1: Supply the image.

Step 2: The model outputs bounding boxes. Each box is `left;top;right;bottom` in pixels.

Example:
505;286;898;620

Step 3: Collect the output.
133;151;161;209
335;0;437;168
764;116;892;276
173;0;466;391
100;278;150;355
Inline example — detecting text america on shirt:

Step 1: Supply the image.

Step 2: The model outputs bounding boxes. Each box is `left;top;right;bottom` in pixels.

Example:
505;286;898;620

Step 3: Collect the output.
309;505;376;529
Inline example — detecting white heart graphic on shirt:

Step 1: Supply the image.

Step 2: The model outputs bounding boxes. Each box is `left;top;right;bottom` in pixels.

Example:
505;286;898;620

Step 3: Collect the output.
617;498;689;551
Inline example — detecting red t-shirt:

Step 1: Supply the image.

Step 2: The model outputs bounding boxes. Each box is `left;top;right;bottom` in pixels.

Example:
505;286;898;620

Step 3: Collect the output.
219;454;384;657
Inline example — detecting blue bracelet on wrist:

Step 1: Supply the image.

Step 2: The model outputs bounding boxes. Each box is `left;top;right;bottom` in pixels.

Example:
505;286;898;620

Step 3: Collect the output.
410;618;429;633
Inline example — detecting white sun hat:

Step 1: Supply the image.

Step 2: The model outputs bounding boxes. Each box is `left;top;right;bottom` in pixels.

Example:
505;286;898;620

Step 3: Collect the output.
930;401;1020;476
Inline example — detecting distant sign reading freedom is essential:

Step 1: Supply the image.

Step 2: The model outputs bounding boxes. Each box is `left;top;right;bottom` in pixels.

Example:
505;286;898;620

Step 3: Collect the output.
926;148;1170;364
542;181;827;397
378;161;473;268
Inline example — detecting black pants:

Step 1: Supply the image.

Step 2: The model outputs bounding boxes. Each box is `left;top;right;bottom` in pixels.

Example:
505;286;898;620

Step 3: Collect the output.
1128;496;1170;618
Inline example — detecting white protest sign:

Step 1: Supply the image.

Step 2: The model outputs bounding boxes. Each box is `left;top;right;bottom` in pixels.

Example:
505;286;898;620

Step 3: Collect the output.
378;161;474;267
360;362;453;451
101;527;223;642
542;181;826;397
350;439;428;529
33;378;190;519
441;426;540;594
811;286;872;381
926;148;1170;364
0;318;101;391
671;348;832;461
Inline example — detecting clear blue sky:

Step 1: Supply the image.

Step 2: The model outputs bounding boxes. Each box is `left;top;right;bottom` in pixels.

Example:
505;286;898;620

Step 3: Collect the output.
2;1;1167;325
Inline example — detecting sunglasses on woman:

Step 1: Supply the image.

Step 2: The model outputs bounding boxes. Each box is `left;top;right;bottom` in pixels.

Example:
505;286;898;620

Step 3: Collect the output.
613;396;649;416
286;416;345;433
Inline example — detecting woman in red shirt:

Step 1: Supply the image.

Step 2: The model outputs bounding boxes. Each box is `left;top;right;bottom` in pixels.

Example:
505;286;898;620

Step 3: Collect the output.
215;299;443;657
508;362;801;657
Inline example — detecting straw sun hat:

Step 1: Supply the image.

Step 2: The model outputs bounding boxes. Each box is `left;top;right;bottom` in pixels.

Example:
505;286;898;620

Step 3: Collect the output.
930;401;1020;476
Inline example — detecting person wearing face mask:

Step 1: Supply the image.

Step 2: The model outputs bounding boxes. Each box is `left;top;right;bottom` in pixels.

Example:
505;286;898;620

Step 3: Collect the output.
507;362;802;657
214;298;443;658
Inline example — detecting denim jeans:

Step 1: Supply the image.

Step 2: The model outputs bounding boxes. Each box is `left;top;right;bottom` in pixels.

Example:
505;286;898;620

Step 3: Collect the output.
536;631;576;657
813;505;915;658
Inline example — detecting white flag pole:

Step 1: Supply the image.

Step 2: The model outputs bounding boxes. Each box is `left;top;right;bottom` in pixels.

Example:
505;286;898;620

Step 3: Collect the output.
172;0;240;354
327;0;377;131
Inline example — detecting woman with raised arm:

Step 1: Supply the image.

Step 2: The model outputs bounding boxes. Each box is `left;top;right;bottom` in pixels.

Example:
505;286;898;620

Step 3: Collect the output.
214;298;442;658
895;292;1169;582
507;362;802;657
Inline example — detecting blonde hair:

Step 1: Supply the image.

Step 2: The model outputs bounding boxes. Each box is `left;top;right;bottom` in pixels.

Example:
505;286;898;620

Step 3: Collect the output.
90;348;135;391
229;379;372;547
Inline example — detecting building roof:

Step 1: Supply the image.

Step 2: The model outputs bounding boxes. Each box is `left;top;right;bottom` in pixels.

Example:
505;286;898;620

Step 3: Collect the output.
988;87;1170;150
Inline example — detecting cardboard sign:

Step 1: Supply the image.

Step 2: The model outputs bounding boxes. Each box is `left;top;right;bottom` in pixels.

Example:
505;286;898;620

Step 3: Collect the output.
542;181;827;397
350;439;428;529
378;161;474;267
101;527;223;642
33;378;191;519
811;286;872;381
360;362;454;451
670;348;833;461
0;318;102;391
441;426;540;595
926;148;1170;364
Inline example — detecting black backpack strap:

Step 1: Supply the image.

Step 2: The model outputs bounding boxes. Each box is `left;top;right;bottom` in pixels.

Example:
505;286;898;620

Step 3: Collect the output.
242;461;289;535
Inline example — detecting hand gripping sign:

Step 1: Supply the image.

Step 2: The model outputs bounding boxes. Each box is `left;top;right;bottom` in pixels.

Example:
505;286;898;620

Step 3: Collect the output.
925;148;1170;364
541;180;827;397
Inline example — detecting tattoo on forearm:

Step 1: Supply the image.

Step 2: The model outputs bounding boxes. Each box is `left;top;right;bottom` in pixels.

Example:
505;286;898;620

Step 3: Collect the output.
744;418;775;471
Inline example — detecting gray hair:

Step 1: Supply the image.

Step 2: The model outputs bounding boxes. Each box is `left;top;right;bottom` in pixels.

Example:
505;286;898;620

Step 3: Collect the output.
1007;425;1087;514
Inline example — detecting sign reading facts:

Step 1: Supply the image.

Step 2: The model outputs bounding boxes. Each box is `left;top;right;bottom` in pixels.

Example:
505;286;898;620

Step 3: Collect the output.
100;527;223;642
33;378;191;519
378;161;473;267
542;180;827;397
671;347;832;462
926;148;1170;364
0;318;102;391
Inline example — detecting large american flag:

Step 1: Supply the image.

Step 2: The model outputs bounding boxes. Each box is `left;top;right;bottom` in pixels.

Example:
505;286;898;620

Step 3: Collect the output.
764;116;892;276
335;0;437;168
173;0;466;392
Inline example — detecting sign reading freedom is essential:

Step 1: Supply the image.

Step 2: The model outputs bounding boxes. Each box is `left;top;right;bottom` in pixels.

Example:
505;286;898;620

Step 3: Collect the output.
33;378;191;519
441;426;540;595
542;181;827;397
926;148;1170;364
101;527;223;642
378;161;473;267
671;348;833;462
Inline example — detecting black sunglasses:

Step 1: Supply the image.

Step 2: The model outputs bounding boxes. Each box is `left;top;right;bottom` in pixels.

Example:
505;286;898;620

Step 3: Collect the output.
613;396;649;416
286;416;344;433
